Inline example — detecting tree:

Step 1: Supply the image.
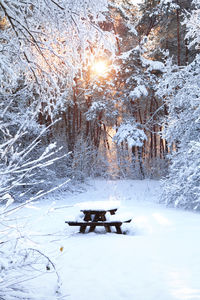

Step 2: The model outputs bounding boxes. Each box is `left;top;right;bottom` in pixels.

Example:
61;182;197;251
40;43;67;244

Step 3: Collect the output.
0;1;116;298
0;0;118;181
0;0;115;118
157;0;200;210
137;0;195;65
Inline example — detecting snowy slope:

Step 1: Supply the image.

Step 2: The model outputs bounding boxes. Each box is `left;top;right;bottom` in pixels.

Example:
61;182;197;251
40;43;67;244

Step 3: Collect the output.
2;180;200;300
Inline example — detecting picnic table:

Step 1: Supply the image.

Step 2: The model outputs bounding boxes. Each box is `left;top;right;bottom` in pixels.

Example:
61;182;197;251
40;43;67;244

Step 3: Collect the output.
65;201;132;234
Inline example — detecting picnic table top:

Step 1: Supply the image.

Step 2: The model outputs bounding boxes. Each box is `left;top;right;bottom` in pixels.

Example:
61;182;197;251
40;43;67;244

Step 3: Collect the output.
75;200;120;212
67;212;132;223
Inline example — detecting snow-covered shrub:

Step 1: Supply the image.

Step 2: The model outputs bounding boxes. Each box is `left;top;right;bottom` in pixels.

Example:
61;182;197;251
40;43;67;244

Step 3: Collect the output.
0;245;61;300
0;98;69;201
69;135;111;180
70;137;97;181
113;119;147;179
162;140;200;210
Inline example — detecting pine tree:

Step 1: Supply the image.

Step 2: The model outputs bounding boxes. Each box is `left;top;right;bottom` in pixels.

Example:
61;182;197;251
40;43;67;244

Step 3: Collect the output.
157;0;200;209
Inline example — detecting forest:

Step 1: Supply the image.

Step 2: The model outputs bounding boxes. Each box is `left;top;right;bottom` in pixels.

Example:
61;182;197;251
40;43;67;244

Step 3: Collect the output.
0;0;199;209
0;0;200;298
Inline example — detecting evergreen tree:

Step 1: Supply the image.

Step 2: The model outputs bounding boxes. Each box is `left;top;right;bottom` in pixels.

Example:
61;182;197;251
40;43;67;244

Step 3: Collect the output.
157;0;200;210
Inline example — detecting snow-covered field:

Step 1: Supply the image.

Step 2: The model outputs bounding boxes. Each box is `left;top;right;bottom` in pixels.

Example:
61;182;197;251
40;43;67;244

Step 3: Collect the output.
2;180;200;300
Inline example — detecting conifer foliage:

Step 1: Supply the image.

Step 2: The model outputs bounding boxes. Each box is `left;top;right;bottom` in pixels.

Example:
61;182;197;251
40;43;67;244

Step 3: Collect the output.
157;0;200;210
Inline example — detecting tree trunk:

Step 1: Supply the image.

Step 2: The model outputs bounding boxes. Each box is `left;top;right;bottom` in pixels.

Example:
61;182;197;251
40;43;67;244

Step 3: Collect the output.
138;147;145;179
176;2;181;66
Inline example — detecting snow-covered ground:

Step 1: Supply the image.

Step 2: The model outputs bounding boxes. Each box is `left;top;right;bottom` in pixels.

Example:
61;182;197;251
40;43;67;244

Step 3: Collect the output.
2;180;200;300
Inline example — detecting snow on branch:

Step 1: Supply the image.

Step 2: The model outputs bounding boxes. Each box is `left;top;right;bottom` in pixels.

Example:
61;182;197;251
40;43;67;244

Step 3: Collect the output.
113;120;147;148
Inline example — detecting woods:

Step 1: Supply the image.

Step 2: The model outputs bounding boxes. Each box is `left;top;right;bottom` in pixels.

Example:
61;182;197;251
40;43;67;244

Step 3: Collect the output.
0;0;199;208
0;0;199;206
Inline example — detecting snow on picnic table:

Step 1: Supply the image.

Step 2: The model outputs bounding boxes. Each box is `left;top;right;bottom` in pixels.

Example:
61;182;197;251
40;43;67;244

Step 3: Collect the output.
76;200;120;211
5;179;200;300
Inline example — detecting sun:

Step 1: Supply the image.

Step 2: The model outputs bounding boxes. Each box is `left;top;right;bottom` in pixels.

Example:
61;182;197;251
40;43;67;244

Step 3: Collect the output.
91;60;108;76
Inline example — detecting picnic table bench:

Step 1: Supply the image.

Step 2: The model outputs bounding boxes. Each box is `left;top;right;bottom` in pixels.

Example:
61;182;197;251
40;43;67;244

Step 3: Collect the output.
65;201;132;234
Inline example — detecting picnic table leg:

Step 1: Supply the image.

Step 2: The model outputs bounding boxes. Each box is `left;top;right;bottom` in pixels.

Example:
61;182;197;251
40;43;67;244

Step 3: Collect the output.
83;212;92;221
80;225;87;233
89;225;96;232
115;225;122;234
104;225;111;233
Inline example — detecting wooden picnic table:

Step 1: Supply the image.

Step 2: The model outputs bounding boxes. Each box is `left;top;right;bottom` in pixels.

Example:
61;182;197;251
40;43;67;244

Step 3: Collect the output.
65;201;132;234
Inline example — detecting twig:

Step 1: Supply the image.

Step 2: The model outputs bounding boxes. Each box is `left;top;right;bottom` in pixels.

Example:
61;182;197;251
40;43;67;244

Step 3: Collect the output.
0;178;71;216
